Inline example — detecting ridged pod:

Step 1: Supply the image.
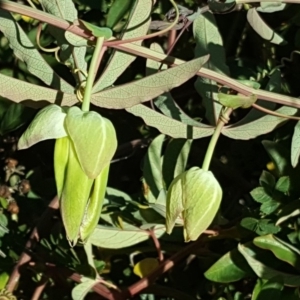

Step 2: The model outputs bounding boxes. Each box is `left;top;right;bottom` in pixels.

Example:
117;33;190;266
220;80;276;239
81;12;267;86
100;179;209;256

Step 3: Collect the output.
79;164;110;242
54;137;70;199
59;139;94;246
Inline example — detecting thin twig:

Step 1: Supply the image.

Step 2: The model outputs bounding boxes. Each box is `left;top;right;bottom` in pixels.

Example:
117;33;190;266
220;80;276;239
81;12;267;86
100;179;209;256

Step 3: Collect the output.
31;277;48;300
149;229;164;262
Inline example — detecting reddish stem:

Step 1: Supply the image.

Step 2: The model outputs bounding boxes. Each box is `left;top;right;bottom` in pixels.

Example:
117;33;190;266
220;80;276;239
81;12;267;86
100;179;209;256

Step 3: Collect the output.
6;196;59;293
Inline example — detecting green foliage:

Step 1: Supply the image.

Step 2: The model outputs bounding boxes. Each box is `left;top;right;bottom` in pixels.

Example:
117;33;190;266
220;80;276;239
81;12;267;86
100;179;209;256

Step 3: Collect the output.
1;0;300;299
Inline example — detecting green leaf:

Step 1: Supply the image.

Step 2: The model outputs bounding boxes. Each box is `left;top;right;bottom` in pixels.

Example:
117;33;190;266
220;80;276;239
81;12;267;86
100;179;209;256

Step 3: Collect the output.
275;176;290;193
162;139;192;189
238;243;300;286
106;0;134;29
259;171;276;189
155;95;203;126
250;187;273;203
126;104;214;139
208;0;236;13
262;140;292;176
92;0;152;93
218;93;257;109
79;21;112;39
92;56;209;108
0;10;74;93
222;106;297;140
224;71;279;127
71;277;98;300
65;107;117;179
240;218;280;235
251;278;283;300
148;43;204;127
0;73;77;105
166;167;222;241
260;200;280;215
276;200;300;225
90;224;166;248
291;121;300;167
247;9;285;45
0;102;35;135
40;0;87;72
204;248;255;283
142;134;165;202
18;104;67;149
257;2;286;13
193;12;230;125
254;235;300;270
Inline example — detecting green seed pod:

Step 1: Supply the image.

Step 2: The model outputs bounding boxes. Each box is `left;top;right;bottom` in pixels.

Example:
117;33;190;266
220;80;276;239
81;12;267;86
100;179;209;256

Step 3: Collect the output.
54;137;70;199
60;139;94;246
79;164;110;242
166;167;222;242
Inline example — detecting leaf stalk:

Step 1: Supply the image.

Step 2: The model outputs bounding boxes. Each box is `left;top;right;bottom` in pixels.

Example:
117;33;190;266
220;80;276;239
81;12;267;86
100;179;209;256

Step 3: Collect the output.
202;107;232;171
81;37;104;112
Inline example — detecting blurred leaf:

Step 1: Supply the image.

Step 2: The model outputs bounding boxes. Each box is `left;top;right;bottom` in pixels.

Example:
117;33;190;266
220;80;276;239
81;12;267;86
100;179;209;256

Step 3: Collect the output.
106;0;134;29
275;176;290;193
259;171;276;189
276;200;300;226
204;248;255;283
71;277;98;300
247;9;285;45
92;57;209;108
262;140;292;176
257;2;286;13
193;12;230;125
240;218;280;235
18;104;67;149
238;243;300;286
208;0;236;13
0;103;35;135
0;10;74;93
133;258;159;278
254;235;300;270
0;272;9;290
90;224;165;248
92;0;152;92
126;104;214;139
251;277;283;300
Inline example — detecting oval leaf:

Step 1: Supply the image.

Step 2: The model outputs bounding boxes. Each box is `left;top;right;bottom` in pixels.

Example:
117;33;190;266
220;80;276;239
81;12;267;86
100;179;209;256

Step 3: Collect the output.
254;235;300;270
133;258;159;278
204;248;254;283
72;277;98;300
18;104;67;149
166;167;222;241
106;0;134;29
65;107;117;179
238;243;300;286
90;224;165;249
